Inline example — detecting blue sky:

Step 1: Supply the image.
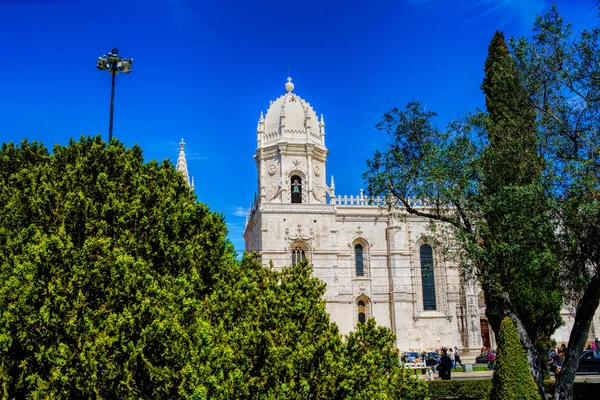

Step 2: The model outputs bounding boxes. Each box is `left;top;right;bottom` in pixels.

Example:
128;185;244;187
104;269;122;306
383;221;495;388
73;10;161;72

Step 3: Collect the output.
1;0;598;253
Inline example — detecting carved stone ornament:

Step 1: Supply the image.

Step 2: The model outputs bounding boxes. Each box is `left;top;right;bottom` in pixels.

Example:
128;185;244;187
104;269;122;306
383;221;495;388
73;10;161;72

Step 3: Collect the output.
313;165;320;176
285;224;313;243
292;159;301;167
268;164;277;175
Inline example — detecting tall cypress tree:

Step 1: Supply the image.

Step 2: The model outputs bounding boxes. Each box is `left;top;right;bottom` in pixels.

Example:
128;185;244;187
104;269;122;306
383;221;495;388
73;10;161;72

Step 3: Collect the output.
477;31;563;397
491;317;539;400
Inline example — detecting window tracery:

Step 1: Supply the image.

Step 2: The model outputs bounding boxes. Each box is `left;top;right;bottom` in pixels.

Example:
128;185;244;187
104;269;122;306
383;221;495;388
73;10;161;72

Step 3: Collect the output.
356;295;371;324
290;241;309;267
420;244;437;311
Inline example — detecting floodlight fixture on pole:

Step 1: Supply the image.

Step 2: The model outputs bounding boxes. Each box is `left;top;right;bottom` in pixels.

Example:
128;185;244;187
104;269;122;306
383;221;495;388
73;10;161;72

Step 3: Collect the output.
96;47;133;142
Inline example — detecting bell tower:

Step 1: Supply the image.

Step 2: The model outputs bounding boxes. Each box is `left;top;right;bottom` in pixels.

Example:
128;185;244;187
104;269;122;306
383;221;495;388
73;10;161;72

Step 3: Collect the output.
254;78;331;205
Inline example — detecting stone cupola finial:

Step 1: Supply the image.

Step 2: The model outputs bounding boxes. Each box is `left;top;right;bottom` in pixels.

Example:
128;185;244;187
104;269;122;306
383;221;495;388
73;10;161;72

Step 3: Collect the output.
285;76;294;92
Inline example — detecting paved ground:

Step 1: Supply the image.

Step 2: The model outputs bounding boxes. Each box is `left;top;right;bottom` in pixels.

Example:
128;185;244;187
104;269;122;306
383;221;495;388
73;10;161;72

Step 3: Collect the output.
413;368;600;382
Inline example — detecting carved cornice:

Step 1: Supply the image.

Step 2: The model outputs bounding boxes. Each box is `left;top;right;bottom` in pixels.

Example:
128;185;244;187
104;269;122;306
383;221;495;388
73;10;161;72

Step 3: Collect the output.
260;203;336;214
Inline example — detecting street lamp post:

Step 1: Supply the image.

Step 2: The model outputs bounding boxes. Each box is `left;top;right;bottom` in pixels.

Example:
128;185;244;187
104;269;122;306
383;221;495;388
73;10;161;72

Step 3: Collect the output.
96;47;133;142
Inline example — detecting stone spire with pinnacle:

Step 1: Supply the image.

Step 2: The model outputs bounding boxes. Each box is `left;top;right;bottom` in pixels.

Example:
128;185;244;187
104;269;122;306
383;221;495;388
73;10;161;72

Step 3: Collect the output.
176;138;194;190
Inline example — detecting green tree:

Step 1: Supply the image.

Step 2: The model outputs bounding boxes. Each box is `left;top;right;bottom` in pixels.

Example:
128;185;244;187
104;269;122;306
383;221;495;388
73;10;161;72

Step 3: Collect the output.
340;318;428;400
364;30;563;399
491;317;538;400
510;6;600;399
0;136;428;399
477;31;562;398
201;256;347;399
0;136;234;398
202;256;428;399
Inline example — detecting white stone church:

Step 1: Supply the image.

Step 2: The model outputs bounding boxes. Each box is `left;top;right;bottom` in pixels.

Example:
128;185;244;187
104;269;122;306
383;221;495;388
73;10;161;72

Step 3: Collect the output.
177;78;600;352
241;78;490;352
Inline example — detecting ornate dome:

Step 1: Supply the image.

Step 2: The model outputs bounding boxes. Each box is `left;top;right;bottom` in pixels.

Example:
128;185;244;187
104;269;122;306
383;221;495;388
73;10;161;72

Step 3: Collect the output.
257;78;325;147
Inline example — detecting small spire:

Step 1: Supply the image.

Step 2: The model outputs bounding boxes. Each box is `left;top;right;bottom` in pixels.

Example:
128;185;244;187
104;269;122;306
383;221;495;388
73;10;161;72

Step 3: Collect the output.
285;77;294;92
330;175;336;199
259;111;265;121
320;114;326;144
176;138;193;190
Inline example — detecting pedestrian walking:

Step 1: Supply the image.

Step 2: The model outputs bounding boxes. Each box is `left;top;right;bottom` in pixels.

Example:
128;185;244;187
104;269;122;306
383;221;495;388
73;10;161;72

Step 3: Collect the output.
553;349;564;378
448;345;455;369
487;349;496;370
454;346;464;369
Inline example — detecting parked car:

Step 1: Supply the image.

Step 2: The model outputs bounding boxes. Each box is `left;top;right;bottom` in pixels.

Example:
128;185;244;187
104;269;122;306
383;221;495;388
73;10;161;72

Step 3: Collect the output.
402;351;422;363
424;352;441;371
476;351;491;364
578;350;600;373
549;350;600;374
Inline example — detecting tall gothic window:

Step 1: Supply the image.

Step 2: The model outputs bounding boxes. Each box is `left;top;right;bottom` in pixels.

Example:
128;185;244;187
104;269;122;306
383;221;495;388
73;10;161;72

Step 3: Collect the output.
291;175;302;203
420;244;437;311
358;300;366;323
355;244;364;276
291;244;306;267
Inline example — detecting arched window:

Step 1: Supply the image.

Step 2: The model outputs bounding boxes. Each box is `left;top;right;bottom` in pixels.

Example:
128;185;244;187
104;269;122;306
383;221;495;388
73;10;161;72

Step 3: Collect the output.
291;244;306;267
358;300;366;323
291;175;302;203
420;244;437;311
355;244;364;276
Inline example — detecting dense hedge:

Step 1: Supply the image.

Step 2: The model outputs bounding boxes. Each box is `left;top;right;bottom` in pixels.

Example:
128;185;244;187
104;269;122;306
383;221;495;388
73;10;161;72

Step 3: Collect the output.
427;379;599;400
428;380;492;399
544;381;599;400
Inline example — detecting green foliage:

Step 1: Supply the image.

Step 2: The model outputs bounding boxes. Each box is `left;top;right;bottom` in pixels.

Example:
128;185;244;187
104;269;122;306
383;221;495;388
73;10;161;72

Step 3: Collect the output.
510;6;600;398
491;318;538;400
365;27;562;398
512;4;600;302
477;31;562;349
428;379;492;399
426;379;600;400
340;318;428;400
544;381;600;400
0;136;232;398
0;137;428;399
201;256;346;398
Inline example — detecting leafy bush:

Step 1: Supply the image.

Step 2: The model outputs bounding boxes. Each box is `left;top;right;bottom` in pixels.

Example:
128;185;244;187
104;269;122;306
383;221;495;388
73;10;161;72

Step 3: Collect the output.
490;317;538;399
0;137;429;399
429;380;599;400
341;319;429;399
544;381;600;400
428;379;492;399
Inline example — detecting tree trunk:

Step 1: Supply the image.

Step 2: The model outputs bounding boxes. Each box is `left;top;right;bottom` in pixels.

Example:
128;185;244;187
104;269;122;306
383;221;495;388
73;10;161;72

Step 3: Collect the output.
507;312;547;399
555;274;600;400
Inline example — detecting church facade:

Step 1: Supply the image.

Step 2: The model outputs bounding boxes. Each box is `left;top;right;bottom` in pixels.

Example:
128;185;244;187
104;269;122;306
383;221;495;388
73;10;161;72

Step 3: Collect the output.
242;78;600;352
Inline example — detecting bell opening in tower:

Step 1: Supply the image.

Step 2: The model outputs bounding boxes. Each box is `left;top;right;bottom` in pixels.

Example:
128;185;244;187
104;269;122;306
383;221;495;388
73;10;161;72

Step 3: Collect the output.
291;175;302;203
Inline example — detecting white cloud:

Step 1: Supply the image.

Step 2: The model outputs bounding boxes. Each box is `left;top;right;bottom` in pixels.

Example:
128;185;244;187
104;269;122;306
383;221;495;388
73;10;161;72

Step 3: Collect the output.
233;206;248;217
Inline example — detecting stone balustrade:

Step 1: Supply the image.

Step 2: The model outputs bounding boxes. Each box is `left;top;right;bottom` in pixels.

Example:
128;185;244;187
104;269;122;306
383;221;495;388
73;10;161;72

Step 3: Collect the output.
329;189;432;208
